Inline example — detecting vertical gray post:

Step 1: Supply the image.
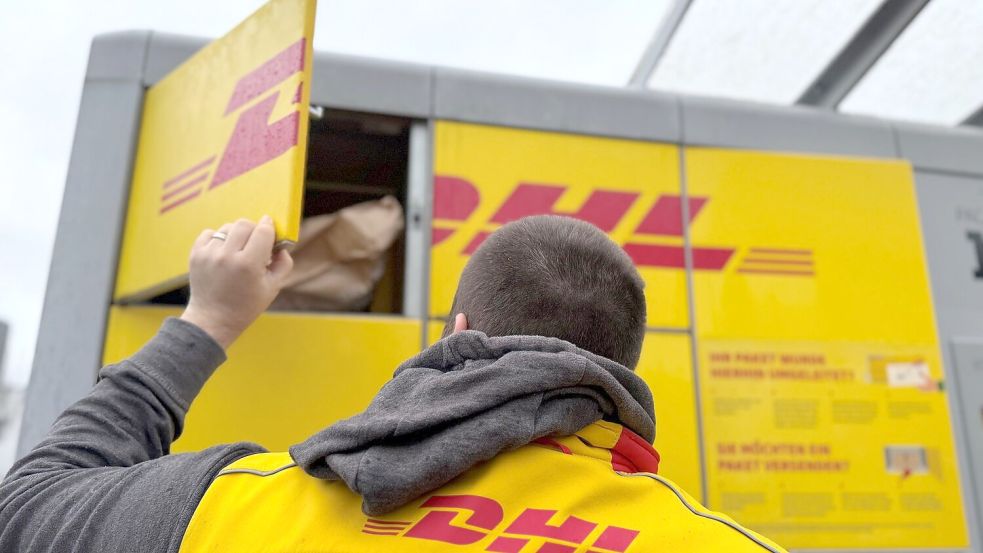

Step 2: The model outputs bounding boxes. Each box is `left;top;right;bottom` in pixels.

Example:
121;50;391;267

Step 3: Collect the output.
17;32;150;456
0;322;7;372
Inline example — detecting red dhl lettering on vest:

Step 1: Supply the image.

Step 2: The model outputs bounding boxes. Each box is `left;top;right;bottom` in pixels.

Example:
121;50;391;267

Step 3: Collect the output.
432;176;816;277
362;494;640;552
159;39;306;214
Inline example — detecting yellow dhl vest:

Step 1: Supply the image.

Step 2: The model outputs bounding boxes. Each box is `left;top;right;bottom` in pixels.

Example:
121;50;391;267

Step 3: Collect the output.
180;421;787;552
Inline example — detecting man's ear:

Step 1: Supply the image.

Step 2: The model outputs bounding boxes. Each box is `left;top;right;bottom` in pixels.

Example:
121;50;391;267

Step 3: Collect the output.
452;313;468;334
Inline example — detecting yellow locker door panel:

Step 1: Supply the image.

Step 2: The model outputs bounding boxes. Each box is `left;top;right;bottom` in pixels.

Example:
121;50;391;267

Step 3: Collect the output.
426;322;702;498
687;147;935;343
429;121;688;329
636;332;702;499
104;306;421;452
686;148;968;548
114;0;316;301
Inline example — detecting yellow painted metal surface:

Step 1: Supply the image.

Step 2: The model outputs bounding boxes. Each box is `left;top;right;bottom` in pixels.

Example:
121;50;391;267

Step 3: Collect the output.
114;0;316;301
687;148;937;343
636;332;702;500
104;306;420;452
687;148;967;548
426;322;702;499
430;121;688;328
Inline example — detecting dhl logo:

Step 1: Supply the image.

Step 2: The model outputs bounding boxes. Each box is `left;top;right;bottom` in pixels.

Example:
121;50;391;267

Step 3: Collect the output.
159;39;306;214
362;494;640;552
433;177;815;277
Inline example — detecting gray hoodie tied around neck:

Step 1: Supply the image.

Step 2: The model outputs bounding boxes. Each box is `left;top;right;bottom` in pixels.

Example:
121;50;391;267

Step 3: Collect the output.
291;329;656;515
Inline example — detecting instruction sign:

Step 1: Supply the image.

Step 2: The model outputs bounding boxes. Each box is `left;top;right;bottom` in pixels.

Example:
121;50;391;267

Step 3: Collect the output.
688;148;968;548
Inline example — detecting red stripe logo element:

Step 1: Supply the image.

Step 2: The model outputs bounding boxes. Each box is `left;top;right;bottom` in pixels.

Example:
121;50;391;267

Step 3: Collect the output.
377;493;642;551
159;157;215;214
361;518;411;536
159;39;306;215
224;38;306;115
736;247;815;276
432;176;814;278
432;177;755;273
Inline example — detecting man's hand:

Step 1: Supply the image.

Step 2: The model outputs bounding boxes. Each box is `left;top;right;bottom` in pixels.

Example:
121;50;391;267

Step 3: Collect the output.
180;216;294;349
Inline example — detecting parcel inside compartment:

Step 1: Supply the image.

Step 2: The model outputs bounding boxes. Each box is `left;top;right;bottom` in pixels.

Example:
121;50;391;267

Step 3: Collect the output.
149;108;412;315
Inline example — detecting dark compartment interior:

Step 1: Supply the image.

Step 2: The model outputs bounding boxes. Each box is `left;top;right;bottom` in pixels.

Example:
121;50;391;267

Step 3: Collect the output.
148;108;412;315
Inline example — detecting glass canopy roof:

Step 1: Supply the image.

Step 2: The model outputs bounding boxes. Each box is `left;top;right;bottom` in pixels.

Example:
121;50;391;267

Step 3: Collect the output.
840;0;983;125
646;0;882;104
316;0;983;128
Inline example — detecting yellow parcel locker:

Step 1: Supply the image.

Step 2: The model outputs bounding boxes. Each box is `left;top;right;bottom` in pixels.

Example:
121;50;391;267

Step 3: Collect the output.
104;306;421;452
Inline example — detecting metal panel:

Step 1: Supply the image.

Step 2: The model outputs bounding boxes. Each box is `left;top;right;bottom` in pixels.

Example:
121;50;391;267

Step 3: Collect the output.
0;321;7;374
797;0;928;108
915;171;983;331
87;31;152;82
402;121;431;320
951;339;983;552
434;67;680;142
310;51;431;118
681;95;897;158
895;122;983;176
915;170;983;550
17;55;146;455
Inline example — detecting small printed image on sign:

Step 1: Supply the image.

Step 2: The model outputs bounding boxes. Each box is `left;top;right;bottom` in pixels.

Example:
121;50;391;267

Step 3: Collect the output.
884;446;928;476
885;361;930;388
867;356;931;388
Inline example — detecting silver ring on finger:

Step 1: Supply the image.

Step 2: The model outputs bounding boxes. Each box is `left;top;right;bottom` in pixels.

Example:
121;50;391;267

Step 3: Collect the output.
211;231;229;241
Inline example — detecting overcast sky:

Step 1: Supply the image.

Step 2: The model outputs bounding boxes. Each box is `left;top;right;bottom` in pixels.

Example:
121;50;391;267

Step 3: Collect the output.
0;0;668;388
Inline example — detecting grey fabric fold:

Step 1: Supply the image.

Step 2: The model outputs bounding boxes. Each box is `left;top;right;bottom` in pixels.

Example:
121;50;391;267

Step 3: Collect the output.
289;330;656;515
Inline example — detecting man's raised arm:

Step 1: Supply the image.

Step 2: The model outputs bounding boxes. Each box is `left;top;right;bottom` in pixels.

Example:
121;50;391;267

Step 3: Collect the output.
0;217;292;552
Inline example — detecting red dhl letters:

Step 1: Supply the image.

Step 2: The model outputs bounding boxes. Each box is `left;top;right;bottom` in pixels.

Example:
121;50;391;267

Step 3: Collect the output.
159;39;306;214
432;176;814;276
362;494;640;552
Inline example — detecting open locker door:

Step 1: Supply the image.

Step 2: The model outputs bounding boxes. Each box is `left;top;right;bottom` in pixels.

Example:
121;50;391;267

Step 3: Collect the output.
114;0;316;302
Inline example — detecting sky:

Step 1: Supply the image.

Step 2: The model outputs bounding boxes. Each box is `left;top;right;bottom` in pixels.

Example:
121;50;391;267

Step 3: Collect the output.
0;0;670;389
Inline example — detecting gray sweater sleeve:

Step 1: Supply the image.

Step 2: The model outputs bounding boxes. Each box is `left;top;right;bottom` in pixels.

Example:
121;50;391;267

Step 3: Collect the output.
0;317;265;553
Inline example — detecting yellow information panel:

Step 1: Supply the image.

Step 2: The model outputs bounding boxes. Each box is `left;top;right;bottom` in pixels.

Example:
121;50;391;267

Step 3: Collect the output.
700;341;966;548
115;0;316;301
430;121;688;328
688;148;967;548
426;323;703;498
104;306;420;452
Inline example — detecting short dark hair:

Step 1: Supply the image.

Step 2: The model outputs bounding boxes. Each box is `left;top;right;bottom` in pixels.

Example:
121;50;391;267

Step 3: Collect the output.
443;215;646;368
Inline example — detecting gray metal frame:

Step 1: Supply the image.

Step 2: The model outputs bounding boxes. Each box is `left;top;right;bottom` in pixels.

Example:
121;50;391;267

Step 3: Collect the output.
21;30;983;552
797;0;928;108
18;31;149;458
0;321;7;372
962;104;983;128
627;0;692;88
403;121;433;349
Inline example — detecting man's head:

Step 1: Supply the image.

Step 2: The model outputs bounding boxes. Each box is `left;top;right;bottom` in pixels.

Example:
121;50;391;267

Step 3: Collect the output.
442;215;646;368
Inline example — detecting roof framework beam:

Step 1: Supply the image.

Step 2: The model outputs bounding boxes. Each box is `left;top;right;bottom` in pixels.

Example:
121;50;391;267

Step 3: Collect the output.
797;0;928;108
627;0;692;88
963;104;983;127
